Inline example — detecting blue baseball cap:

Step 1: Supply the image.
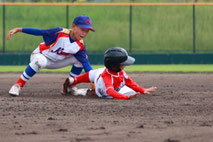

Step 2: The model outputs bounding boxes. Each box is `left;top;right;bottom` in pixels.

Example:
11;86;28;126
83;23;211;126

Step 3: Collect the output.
73;15;95;32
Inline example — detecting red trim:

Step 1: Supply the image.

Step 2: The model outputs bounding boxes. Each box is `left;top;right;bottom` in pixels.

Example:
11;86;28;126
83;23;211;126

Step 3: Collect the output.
75;40;85;51
39;33;70;53
57;33;69;38
39;43;50;53
58;52;70;56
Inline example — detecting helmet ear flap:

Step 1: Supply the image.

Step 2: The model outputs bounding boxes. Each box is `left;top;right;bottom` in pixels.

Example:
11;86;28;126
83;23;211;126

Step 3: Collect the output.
104;59;111;70
104;59;121;72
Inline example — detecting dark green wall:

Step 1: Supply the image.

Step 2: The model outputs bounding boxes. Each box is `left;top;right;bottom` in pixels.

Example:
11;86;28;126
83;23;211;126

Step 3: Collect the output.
0;54;30;65
0;53;212;65
132;54;213;64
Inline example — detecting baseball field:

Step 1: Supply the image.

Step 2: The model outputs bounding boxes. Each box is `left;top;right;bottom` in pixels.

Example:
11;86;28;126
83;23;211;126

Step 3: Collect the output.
1;1;213;142
0;71;213;142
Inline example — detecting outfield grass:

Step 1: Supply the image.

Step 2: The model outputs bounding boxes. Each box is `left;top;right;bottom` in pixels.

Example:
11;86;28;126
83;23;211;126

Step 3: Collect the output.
1;4;213;53
1;65;213;73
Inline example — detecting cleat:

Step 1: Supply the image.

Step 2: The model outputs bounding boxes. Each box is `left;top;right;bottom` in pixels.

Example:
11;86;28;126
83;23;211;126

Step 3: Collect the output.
61;86;70;96
61;86;75;96
61;78;74;95
9;84;21;96
61;87;67;95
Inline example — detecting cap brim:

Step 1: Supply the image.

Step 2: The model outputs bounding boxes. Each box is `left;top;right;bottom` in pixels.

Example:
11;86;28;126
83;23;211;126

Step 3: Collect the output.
78;24;95;32
120;56;135;66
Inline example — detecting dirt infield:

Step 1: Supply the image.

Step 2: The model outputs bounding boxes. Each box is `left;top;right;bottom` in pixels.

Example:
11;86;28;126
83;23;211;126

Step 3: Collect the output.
0;73;213;142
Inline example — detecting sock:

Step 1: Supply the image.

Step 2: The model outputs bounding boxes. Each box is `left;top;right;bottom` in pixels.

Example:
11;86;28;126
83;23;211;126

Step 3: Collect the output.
69;65;83;78
15;65;37;87
70;72;90;85
15;77;26;87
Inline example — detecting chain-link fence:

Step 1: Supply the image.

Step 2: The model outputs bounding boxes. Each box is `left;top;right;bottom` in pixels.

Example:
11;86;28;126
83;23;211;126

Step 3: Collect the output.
1;2;213;54
0;0;211;2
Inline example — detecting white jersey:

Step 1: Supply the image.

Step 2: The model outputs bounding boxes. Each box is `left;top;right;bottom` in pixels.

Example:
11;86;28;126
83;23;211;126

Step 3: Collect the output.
39;32;84;62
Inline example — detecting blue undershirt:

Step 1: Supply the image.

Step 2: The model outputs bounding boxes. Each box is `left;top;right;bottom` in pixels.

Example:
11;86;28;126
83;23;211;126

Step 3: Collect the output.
22;28;42;36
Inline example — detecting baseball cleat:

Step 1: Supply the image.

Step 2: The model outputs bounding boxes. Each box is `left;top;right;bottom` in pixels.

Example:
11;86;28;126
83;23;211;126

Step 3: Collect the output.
61;86;67;95
61;86;75;96
61;78;73;95
61;86;70;95
9;84;21;96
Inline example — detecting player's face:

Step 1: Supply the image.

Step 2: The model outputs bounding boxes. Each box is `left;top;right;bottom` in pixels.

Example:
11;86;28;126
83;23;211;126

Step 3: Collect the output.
71;24;90;41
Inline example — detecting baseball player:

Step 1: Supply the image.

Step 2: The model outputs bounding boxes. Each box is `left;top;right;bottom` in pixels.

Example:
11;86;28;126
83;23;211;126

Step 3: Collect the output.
8;15;95;96
63;47;157;100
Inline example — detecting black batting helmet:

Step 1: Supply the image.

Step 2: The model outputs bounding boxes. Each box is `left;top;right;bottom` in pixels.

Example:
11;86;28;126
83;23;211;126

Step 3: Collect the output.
104;47;135;72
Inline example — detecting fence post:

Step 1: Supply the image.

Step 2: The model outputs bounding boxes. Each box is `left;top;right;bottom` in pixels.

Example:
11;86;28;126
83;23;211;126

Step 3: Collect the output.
129;5;132;53
66;5;69;28
192;1;197;54
2;5;6;53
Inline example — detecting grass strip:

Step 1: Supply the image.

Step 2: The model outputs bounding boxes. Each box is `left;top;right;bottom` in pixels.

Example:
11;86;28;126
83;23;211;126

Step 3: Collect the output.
0;65;213;73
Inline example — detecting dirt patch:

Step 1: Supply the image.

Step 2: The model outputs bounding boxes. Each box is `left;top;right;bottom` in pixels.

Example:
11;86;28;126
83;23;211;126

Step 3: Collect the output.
0;72;213;142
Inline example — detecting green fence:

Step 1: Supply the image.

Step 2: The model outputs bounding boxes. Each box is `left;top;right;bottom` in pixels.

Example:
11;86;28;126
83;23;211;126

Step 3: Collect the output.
1;3;213;54
1;53;213;65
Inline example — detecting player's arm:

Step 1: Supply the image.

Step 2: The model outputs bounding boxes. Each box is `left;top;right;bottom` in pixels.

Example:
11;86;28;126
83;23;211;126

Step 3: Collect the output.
125;76;145;94
103;75;129;100
74;49;93;72
106;88;130;100
144;87;157;94
74;54;93;72
82;60;93;72
7;27;43;40
7;27;22;40
68;49;92;80
125;75;157;94
7;27;62;42
22;27;63;37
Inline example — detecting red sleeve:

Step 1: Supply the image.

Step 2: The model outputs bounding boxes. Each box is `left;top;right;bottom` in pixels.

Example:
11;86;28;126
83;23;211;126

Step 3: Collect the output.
102;71;129;100
125;75;145;94
102;73;113;90
106;88;129;100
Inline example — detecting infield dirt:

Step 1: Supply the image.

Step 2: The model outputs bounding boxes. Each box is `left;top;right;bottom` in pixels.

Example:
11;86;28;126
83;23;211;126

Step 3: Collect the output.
0;73;213;142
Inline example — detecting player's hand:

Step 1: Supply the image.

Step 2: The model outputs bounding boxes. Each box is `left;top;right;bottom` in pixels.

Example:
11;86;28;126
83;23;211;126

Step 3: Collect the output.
7;28;22;40
144;87;157;94
90;83;95;91
128;92;140;99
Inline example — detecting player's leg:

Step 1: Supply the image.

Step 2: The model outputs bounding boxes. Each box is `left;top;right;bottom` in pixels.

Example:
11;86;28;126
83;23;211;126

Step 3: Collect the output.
45;56;83;79
62;68;104;96
46;56;85;94
64;69;103;96
61;70;91;95
9;48;47;96
69;64;83;79
65;68;104;86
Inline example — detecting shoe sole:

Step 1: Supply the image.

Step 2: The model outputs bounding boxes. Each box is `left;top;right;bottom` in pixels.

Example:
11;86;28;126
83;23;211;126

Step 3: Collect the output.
9;93;19;97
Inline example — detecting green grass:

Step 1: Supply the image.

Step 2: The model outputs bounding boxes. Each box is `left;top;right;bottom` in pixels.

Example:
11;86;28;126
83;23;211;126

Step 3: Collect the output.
1;4;213;53
9;0;213;3
1;65;213;73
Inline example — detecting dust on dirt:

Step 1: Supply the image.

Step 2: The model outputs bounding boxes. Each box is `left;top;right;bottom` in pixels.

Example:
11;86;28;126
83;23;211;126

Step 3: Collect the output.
0;73;213;142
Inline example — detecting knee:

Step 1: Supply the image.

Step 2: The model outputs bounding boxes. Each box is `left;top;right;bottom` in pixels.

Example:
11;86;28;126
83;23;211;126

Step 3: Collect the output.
30;54;47;70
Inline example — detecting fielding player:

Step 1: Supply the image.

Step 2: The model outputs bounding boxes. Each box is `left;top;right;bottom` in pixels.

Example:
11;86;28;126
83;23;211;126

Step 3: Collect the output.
63;47;157;100
7;15;95;96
